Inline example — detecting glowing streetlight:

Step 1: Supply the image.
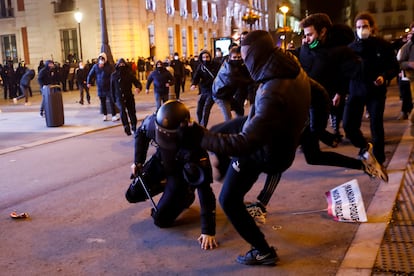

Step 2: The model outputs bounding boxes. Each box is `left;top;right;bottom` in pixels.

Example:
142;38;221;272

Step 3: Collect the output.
279;5;289;28
74;11;83;60
279;5;289;50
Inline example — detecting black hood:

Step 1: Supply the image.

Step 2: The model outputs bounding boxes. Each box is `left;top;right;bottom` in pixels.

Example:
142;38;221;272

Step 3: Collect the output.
198;50;212;62
241;30;300;82
243;45;300;82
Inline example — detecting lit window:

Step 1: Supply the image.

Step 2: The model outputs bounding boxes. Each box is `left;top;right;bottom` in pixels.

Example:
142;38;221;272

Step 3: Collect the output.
146;0;155;11
180;0;187;17
166;0;175;15
202;1;208;21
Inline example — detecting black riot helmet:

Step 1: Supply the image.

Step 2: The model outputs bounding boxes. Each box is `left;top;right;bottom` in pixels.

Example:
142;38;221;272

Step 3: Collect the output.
155;100;190;150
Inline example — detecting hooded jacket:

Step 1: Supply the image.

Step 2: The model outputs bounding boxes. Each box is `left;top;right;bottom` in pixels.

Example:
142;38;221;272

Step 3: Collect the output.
20;69;35;88
111;58;142;101
201;34;311;173
37;60;58;87
146;61;174;94
191;50;220;94
87;54;114;97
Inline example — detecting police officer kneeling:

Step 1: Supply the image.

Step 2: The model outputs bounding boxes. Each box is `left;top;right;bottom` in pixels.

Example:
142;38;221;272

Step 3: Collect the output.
130;100;218;250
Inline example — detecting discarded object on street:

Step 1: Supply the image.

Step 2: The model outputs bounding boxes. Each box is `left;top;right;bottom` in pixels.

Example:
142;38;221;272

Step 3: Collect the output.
10;211;30;219
325;179;367;223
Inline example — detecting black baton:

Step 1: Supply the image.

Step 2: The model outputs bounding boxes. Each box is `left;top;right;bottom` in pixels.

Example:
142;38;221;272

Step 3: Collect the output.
136;175;158;212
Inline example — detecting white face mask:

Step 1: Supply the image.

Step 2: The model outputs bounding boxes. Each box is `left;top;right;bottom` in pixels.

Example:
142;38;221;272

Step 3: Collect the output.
357;28;370;40
174;56;179;60
98;59;105;65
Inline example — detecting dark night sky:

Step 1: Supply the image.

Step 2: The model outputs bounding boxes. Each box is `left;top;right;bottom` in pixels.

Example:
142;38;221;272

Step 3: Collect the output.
302;0;346;23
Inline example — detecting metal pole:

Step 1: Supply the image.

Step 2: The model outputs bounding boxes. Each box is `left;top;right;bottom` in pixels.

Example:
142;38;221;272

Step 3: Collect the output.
99;0;114;65
78;22;83;61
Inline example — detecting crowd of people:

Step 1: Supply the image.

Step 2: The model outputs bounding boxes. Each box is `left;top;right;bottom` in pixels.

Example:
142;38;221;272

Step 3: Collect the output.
129;11;411;267
1;10;414;267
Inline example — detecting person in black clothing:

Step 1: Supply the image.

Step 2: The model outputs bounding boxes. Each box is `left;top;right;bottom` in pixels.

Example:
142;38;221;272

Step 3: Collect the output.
299;14;356;145
131;100;217;250
75;61;91;105
179;30;311;266
169;52;185;100
13;68;35;105
3;61;17;99
190;50;220;127
212;46;253;121
145;60;174;111
343;12;400;165
111;58;142;136
245;15;389;224
38;60;59;117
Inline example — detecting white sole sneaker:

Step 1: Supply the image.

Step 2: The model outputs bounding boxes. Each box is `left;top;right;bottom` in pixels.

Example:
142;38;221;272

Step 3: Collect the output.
361;143;389;182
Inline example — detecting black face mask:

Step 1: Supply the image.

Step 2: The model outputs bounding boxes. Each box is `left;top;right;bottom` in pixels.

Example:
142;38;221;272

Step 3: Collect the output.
156;66;163;71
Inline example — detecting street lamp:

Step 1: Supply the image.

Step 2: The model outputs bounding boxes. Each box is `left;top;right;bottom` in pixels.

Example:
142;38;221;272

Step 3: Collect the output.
74;11;83;61
242;8;260;31
279;5;289;50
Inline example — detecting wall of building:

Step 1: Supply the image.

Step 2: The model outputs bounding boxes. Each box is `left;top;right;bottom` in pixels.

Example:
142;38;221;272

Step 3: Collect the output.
0;0;277;70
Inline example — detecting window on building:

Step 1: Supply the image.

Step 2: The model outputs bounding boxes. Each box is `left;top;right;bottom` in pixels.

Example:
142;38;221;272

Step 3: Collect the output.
148;24;155;46
146;0;155;11
367;1;377;13
148;24;156;58
168;28;174;56
384;16;391;27
60;29;78;62
181;28;187;57
193;30;198;54
203;30;208;51
166;0;174;15
396;0;407;11
180;0;187;17
202;1;208;21
211;3;217;23
0;0;14;18
383;0;393;12
192;0;199;19
1;34;17;63
398;15;406;27
53;0;75;13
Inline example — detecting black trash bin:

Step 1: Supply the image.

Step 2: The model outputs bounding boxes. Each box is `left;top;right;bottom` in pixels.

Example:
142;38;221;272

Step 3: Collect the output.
43;85;64;127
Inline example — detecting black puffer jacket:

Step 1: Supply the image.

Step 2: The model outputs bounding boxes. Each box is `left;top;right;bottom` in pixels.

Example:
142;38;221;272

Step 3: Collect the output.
212;59;253;100
202;47;311;174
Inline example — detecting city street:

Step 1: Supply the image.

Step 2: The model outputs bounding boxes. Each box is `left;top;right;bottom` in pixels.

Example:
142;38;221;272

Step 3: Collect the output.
0;82;412;275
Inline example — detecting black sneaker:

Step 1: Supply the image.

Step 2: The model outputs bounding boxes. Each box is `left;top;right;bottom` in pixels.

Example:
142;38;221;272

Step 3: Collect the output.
236;247;278;266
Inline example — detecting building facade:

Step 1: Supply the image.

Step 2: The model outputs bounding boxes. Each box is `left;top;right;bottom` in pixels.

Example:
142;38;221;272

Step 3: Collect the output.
0;0;283;69
354;0;414;40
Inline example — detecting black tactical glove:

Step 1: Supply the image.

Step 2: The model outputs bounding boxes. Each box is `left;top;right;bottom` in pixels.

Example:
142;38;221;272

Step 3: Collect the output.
178;122;207;149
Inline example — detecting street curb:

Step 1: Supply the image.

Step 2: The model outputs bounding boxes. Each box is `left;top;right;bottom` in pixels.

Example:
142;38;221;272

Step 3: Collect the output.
337;125;414;275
